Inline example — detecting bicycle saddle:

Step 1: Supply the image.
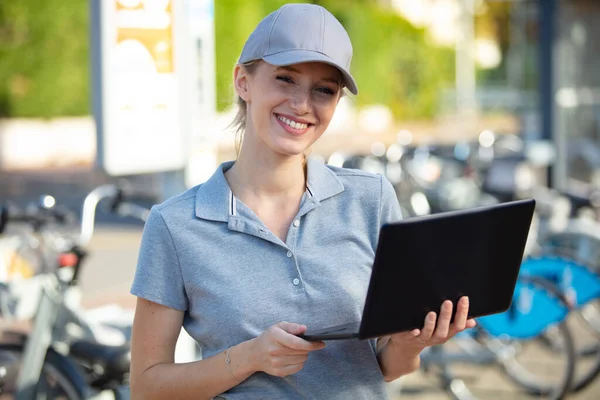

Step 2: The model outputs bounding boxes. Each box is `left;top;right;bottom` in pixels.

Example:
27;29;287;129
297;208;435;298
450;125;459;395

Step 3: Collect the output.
70;340;130;388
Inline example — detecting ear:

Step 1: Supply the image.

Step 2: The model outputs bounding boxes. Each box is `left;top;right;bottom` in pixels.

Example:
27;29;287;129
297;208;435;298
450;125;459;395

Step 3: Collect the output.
337;88;346;104
234;65;250;102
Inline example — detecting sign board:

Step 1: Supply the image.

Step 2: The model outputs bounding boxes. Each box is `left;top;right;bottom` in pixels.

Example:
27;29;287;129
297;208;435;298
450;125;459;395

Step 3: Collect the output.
186;0;216;132
184;0;218;187
91;0;189;176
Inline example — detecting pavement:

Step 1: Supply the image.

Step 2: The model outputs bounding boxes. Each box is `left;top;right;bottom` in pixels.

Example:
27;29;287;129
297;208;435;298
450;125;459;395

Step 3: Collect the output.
79;225;143;310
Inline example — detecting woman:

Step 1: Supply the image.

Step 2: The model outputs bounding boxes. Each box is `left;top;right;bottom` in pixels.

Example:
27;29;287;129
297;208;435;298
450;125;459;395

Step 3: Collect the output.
129;3;475;399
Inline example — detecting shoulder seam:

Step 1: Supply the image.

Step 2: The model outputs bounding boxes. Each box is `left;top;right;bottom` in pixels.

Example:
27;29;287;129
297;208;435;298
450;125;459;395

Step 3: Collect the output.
155;191;198;211
332;170;381;179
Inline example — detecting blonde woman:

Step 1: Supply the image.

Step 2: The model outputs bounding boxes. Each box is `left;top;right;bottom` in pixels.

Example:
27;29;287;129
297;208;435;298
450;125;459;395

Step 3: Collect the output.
129;3;475;399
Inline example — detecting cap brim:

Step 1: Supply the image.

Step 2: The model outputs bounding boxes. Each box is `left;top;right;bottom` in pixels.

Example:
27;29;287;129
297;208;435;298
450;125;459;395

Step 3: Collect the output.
262;50;358;95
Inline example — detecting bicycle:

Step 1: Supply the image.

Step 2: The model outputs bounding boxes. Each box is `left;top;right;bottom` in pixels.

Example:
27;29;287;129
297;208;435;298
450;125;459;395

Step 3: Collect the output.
0;184;152;399
0;196;77;283
396;274;576;400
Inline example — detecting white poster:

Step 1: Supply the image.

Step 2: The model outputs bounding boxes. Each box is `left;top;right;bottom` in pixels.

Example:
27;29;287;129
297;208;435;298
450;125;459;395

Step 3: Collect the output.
92;0;188;176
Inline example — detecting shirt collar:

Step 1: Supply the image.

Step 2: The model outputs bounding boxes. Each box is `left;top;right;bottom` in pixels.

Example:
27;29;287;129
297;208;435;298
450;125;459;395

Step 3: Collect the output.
305;156;345;203
195;157;345;222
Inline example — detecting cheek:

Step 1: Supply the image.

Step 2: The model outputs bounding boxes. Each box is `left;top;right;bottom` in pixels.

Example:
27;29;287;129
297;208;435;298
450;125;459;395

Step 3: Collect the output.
316;104;337;127
253;89;284;119
250;96;275;126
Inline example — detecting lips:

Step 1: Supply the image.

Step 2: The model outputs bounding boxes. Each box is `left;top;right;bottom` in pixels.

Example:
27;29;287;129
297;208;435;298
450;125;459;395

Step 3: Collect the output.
274;113;313;135
276;114;312;129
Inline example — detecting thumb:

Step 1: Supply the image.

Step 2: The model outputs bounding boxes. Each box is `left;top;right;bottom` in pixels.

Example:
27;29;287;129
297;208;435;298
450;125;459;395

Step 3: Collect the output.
277;321;307;335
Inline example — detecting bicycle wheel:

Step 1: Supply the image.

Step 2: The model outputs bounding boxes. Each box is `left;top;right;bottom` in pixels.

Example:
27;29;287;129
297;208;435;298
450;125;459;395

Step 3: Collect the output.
0;343;86;400
491;321;575;399
519;256;600;393
431;276;576;400
540;305;600;393
482;276;576;399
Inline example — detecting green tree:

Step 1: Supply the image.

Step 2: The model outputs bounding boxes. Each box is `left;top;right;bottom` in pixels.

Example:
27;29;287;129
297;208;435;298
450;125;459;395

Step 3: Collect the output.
0;0;455;120
0;0;89;118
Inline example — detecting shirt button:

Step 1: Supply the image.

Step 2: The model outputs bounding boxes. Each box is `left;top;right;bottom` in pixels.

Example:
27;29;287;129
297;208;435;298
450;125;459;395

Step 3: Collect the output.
292;278;300;286
286;251;293;258
293;219;300;227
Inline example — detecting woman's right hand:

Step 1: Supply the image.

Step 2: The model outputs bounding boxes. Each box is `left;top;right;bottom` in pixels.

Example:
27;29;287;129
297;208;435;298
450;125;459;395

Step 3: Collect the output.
250;322;326;377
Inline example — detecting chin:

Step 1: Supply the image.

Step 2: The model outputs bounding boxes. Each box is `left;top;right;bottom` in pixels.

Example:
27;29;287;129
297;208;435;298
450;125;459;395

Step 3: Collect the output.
269;137;311;158
276;147;307;158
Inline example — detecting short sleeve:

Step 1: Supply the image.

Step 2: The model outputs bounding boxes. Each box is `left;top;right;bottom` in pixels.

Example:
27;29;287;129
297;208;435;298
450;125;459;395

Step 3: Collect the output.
130;206;188;311
380;175;402;226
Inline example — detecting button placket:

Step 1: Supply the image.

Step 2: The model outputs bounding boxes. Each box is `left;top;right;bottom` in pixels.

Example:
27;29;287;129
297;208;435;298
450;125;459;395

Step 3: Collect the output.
285;215;304;291
284;248;304;290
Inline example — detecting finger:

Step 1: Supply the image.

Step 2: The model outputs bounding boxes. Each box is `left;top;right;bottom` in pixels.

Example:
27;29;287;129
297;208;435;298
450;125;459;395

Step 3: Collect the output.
419;312;437;341
275;329;326;352
280;348;323;356
279;362;305;377
277;321;307;335
391;329;420;342
466;319;477;329
282;354;309;365
432;300;453;341
450;296;469;333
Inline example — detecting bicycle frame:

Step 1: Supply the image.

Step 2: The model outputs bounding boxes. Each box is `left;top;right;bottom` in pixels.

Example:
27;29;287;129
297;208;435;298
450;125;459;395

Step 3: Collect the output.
15;273;67;399
12;184;144;399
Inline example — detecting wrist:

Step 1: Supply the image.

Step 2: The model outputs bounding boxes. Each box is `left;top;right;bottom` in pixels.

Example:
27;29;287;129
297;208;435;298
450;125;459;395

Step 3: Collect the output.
379;339;422;380
385;338;422;360
233;339;260;377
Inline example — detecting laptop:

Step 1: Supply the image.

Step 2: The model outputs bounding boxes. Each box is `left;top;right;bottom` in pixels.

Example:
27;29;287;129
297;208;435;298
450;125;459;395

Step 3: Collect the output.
297;198;536;341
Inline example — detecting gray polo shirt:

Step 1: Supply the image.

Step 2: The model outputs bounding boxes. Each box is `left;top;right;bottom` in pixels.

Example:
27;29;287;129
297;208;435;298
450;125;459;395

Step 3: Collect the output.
131;157;402;399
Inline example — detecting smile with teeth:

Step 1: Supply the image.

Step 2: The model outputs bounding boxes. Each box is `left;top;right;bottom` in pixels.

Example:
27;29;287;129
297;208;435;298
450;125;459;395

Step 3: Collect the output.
276;114;310;130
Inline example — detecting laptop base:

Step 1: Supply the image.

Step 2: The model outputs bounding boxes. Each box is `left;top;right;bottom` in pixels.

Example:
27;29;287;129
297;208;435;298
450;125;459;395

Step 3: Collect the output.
297;322;361;341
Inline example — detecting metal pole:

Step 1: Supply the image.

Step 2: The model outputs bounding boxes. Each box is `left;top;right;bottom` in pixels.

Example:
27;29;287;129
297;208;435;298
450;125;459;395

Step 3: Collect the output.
539;0;557;188
456;0;477;117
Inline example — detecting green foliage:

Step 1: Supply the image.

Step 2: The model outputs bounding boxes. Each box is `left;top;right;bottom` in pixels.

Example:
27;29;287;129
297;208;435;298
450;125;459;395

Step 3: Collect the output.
0;0;89;117
0;0;454;120
335;3;454;119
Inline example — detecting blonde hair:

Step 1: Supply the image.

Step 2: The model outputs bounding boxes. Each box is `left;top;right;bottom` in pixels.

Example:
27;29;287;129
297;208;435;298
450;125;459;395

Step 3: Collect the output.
230;61;260;156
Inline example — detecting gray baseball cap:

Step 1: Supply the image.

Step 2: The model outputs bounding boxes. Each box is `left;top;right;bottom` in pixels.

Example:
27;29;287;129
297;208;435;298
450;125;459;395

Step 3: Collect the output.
238;3;358;95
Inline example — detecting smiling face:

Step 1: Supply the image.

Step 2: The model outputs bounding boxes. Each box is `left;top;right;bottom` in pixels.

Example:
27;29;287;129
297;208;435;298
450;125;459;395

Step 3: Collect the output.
234;61;343;160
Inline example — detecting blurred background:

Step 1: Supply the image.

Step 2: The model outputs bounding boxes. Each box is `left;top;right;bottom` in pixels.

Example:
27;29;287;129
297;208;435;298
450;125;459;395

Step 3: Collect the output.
1;0;600;399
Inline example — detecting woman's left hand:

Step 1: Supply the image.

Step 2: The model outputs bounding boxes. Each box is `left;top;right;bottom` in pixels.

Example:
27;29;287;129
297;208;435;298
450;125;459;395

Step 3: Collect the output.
389;296;476;352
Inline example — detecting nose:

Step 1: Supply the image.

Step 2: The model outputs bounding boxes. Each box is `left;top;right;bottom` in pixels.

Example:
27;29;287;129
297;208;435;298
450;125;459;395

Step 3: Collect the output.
289;88;310;115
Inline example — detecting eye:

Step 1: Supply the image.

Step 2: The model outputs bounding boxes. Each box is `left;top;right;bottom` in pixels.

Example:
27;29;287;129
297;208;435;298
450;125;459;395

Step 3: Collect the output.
276;75;294;84
316;87;336;96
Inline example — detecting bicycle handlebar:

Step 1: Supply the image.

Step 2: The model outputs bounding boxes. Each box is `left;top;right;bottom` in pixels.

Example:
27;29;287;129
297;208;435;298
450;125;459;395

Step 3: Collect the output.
0;201;76;235
79;184;153;246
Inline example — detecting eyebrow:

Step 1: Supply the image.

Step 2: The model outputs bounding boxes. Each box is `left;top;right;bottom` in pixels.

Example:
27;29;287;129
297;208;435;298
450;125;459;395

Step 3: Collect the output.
276;66;341;86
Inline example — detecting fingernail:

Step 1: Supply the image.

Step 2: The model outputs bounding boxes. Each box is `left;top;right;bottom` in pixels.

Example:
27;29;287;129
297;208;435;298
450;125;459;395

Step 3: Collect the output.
412;329;420;336
428;312;436;321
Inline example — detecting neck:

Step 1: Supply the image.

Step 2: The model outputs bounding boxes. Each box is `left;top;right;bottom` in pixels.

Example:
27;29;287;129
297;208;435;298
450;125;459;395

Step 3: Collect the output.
226;148;307;200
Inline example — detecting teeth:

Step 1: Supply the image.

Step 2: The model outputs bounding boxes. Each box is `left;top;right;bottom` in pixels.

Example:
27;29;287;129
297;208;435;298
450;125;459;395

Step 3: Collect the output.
277;115;308;130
